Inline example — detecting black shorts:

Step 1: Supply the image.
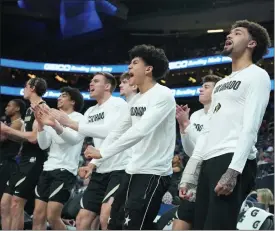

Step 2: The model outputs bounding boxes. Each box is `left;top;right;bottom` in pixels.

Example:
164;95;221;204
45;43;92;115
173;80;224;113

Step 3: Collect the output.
175;199;195;224
0;159;19;198
4;156;45;200
35;169;76;205
108;172;171;230
194;153;257;230
81;170;124;214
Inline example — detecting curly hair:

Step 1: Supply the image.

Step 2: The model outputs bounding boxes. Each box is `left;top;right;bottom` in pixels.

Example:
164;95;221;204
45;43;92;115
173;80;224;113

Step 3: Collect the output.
60;87;84;112
231;20;271;63
28;77;47;96
129;44;169;80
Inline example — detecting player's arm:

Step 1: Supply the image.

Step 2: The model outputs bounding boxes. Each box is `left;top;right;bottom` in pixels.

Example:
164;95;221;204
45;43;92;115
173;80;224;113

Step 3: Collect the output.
71;103;130;139
1;120;24;143
52;115;85;145
98;93;176;160
89;105;132;168
1;120;38;143
180;113;198;156
228;73;271;174
37;128;52;150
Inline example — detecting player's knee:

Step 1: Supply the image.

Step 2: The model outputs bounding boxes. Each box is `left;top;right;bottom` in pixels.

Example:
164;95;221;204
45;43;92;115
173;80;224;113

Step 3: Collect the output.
75;211;85;228
76;209;96;229
10;196;23;212
1;198;10;216
33;206;47;223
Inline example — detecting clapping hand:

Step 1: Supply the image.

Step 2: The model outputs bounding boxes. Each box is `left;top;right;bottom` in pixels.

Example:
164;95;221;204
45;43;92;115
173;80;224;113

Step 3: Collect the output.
50;109;71;127
84;145;102;159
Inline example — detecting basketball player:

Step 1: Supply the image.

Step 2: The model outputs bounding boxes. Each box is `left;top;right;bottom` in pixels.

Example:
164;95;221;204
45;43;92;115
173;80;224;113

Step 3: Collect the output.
180;20;271;229
0;78;48;230
31;87;84;230
84;44;176;230
119;72;138;102
172;75;222;230
81;71;138;229
50;72;130;230
0;99;25;201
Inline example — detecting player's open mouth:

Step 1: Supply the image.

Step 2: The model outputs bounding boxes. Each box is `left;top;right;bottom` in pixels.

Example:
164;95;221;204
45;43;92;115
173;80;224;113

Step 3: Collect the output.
224;40;233;48
129;72;134;78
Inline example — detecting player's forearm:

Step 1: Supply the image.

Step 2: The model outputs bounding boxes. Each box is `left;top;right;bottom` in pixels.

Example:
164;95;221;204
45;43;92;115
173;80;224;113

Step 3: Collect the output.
52;121;64;135
78;122;110;139
180;126;196;157
5;128;36;143
67;120;79;132
179;120;191;133
58;126;83;145
228;130;258;173
37;131;51;150
4;134;25;143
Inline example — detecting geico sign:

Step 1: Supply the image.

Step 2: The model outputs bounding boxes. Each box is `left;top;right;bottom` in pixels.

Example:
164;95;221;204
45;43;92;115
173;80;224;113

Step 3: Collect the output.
44;64;71;71
169;60;188;70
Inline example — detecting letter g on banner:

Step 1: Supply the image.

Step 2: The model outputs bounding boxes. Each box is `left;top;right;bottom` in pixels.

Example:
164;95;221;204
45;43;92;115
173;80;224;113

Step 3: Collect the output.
169;60;188;70
44;63;71;72
237;207;273;230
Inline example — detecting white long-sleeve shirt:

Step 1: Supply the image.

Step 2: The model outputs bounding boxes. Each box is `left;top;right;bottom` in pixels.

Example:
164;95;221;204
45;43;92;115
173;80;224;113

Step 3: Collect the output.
80;96;130;173
180;109;208;156
37;111;85;175
191;64;270;173
96;83;176;176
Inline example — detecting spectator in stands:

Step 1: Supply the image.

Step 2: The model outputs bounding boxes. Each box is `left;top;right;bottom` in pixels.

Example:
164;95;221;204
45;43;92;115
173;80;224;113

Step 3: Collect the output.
168;155;183;199
257;188;274;212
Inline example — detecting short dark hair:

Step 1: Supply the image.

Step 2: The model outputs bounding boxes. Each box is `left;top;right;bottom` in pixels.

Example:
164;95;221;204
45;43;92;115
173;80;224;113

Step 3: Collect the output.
129;44;169;80
94;72;117;93
202;75;222;85
231;20;271;63
60;87;84;112
28;78;47;96
120;72;130;81
11;99;26;116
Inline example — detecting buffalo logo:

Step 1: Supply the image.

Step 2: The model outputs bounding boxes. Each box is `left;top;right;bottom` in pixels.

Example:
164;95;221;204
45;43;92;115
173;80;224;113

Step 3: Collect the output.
213;103;221;113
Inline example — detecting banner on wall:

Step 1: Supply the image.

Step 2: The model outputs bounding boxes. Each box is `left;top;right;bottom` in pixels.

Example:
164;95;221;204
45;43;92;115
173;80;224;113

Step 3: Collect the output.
1;80;273;100
0;48;273;73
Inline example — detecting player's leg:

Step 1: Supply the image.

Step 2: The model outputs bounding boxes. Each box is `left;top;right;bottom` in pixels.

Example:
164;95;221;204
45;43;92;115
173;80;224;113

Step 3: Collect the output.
76;172;108;230
10;195;27;230
32;171;51;230
32;200;48;230
200;154;256;230
100;170;124;230
10;157;44;230
123;174;171;230
46;169;76;230
107;172;130;230
0;160;18;230
1;193;13;229
192;161;209;230
172;200;195;230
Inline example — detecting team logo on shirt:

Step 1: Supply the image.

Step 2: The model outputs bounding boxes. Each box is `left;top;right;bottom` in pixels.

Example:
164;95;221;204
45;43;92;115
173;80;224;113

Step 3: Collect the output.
24;116;31;122
88;112;104;122
213;103;221;113
130;107;146;117
194;123;203;132
214;80;241;93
